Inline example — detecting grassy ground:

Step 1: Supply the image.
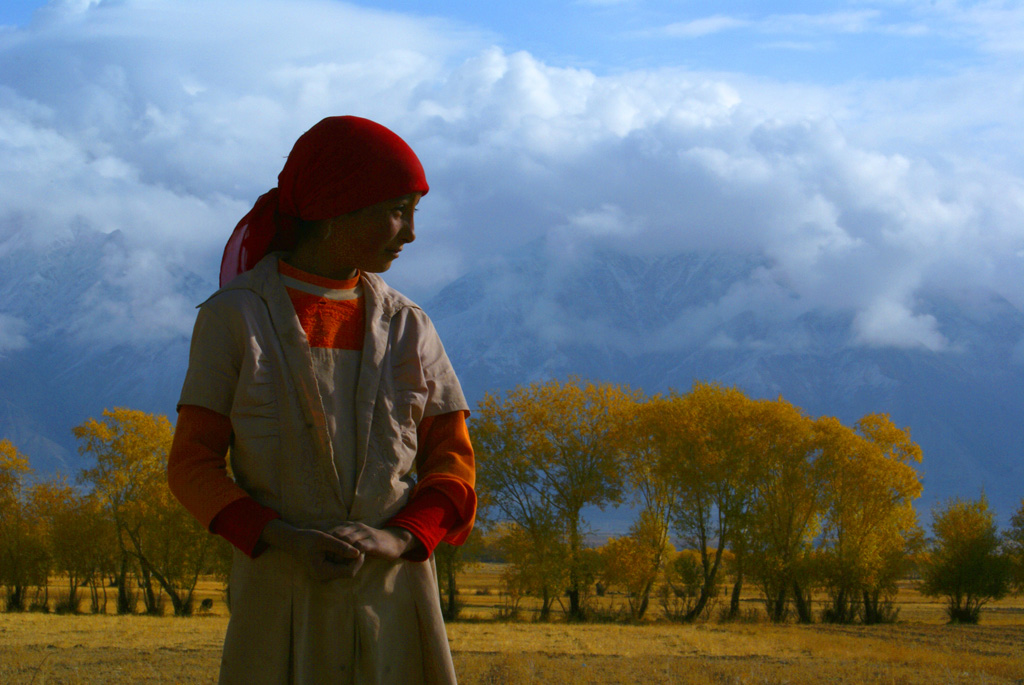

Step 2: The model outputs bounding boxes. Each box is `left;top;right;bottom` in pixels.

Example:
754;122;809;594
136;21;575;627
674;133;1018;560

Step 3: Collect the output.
1;566;1022;684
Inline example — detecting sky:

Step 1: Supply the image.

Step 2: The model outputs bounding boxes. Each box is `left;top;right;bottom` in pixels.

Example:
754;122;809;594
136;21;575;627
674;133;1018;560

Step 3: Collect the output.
0;0;1022;355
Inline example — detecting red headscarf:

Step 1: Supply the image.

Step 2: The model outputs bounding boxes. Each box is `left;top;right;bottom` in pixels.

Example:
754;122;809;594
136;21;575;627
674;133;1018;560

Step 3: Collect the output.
220;116;429;286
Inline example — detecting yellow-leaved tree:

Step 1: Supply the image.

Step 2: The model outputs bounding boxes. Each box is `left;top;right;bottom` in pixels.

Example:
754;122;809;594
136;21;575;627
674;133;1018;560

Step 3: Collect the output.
745;396;823;623
29;477;116;613
600;510;675;620
654;383;759;622
609;394;680;620
0;440;50;611
473;388;567;620
75;408;215;616
815;414;922;623
494;520;567;620
1006;498;1024;594
920;494;1011;624
852;413;923;623
473;377;640;619
434;527;484;621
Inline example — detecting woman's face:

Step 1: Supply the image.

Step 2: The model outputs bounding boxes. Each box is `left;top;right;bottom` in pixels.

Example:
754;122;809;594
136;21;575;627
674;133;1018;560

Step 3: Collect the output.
318;193;421;279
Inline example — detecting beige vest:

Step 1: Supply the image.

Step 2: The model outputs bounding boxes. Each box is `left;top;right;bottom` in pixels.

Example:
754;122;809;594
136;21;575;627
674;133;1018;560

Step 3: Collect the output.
180;254;468;684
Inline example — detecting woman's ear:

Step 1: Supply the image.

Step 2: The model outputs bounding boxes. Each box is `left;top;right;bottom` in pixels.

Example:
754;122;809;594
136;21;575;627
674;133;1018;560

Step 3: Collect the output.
311;215;344;244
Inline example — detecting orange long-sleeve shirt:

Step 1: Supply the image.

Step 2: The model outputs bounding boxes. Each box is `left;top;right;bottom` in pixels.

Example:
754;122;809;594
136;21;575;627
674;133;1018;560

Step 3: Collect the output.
168;405;474;559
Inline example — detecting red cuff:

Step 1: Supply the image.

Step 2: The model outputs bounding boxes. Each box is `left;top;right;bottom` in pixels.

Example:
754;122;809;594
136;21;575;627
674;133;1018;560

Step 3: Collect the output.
210;497;281;559
386;488;460;562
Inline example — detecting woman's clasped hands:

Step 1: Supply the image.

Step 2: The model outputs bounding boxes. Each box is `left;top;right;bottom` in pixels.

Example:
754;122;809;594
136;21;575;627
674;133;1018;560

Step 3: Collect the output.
260;519;420;582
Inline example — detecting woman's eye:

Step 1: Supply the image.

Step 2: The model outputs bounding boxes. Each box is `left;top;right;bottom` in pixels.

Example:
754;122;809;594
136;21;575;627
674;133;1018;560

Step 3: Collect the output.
390;201;417;217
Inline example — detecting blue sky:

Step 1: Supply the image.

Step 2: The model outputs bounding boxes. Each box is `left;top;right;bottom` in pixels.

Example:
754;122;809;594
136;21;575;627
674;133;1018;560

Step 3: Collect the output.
0;0;38;26
0;0;1000;80
0;0;1022;354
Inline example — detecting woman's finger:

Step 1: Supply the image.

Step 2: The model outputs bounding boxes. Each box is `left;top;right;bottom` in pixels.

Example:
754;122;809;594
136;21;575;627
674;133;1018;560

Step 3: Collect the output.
329;523;372;543
320;532;362;558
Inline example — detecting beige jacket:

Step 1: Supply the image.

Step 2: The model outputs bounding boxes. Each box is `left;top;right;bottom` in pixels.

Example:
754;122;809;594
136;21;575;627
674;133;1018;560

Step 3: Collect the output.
179;254;468;684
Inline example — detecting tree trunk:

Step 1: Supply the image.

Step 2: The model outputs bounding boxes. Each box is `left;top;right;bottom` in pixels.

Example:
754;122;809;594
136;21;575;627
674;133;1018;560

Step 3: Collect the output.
771;586;787;622
683;574;718;622
567;585;581;619
829;587;847;623
166;586;187;616
140;565;159;615
729;574;743;619
567;518;584;620
89;579;100;614
140;556;190;616
684;539;726;622
8;585;25;611
444;558;458;620
32;583;49;611
792;580;813;623
636;578;654;620
116;554;132;614
684;596;704;622
637;533;669;621
539;586;552;621
863;589;886;624
67;575;79;612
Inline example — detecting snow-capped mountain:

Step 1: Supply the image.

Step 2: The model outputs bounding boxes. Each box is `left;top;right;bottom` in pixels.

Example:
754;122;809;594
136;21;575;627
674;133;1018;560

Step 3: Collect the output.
425;244;1024;521
0;227;204;473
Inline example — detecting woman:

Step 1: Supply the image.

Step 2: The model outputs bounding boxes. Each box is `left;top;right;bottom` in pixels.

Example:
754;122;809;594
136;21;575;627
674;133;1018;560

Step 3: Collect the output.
168;116;475;684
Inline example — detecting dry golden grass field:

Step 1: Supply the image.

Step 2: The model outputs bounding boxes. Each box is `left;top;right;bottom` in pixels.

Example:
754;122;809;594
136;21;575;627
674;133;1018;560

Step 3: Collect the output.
1;564;1022;684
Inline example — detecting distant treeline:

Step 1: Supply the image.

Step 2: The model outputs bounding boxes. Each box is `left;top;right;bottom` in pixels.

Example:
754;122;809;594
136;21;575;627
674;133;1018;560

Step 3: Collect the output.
0;409;228;616
464;378;1024;625
1;380;1022;624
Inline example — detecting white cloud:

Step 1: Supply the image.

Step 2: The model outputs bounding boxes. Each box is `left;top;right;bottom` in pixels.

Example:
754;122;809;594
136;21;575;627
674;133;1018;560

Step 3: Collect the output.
931;1;1024;55
70;245;199;346
662;16;750;38
565;204;640;239
656;9;910;40
853;300;949;351
761;10;882;35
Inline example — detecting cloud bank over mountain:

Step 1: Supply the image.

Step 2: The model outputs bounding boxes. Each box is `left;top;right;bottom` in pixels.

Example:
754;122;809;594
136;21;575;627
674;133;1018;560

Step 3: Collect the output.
2;1;1021;361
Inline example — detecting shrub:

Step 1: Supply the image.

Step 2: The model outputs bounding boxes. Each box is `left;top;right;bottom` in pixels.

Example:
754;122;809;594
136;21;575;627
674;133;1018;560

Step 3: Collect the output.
919;495;1011;624
660;551;716;621
1004;498;1024;593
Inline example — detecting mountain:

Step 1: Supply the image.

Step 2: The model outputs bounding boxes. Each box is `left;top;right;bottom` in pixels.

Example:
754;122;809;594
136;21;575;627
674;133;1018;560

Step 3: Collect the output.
424;244;1024;526
0;227;204;473
1;229;1021;529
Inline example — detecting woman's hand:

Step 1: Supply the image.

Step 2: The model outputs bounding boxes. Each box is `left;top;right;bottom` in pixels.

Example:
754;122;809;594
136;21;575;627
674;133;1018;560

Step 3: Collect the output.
328;523;422;561
259;519;364;582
